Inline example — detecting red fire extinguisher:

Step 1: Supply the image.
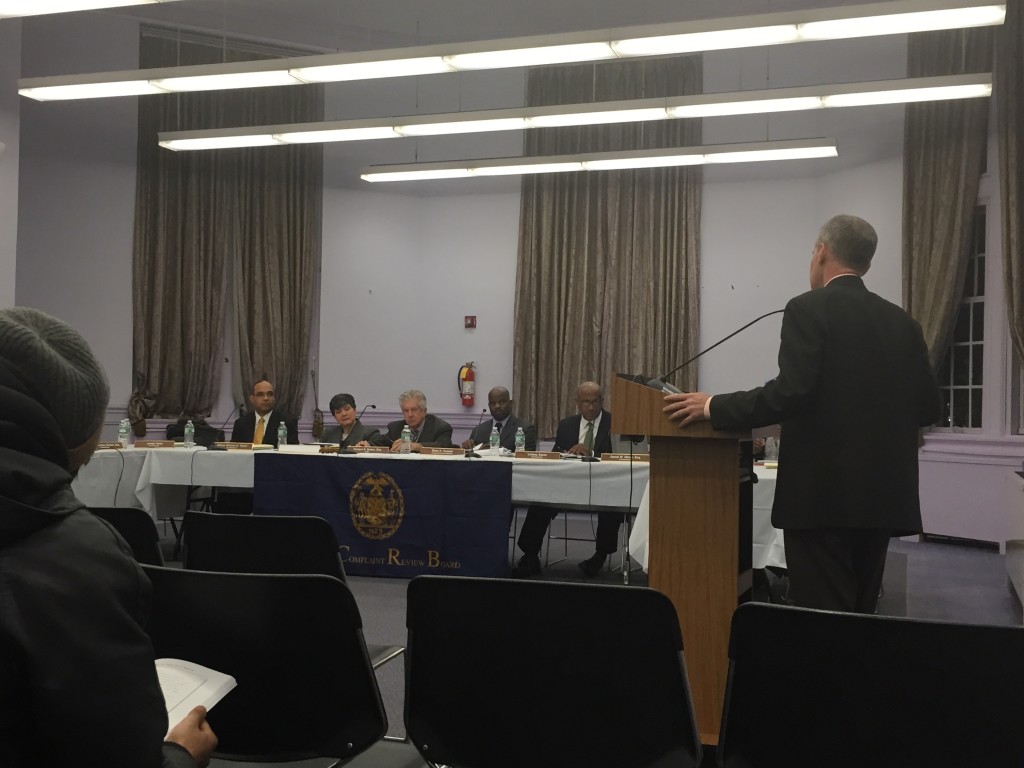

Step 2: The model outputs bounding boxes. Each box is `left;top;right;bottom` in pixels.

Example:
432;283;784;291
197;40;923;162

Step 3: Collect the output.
458;362;476;407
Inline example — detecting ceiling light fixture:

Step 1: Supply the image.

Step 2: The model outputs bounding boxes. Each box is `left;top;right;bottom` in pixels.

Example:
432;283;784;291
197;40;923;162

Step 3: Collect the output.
155;74;990;151
18;0;1005;100
0;0;180;18
359;138;839;182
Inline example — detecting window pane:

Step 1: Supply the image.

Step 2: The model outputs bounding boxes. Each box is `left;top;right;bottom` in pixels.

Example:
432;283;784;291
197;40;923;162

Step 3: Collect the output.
953;306;970;343
937;389;952;427
952;388;968;427
974;344;984;385
975;207;986;253
941;349;953;386
953;346;969;384
972;301;985;342
976;255;985;297
963;259;976;298
970;387;983;428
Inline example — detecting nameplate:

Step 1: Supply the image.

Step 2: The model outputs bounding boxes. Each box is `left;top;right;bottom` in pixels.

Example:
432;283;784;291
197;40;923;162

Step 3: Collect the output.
96;442;125;450
420;446;462;456
515;451;561;460
600;453;651;462
134;440;175;448
212;441;255;450
351;445;390;454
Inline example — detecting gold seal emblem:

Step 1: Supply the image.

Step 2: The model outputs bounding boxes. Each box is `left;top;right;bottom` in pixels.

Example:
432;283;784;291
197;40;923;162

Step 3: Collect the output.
349;471;405;540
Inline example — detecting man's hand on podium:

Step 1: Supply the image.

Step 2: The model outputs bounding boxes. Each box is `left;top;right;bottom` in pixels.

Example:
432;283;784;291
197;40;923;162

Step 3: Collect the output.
663;391;711;427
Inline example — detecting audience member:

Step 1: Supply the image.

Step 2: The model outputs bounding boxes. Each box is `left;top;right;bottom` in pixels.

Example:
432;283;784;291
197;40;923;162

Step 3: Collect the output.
231;379;298;446
384;390;454;452
513;381;622;578
0;307;217;768
460;386;538;452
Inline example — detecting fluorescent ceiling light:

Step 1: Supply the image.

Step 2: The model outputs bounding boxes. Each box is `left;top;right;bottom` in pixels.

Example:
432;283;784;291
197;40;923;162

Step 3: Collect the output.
161;135;282;151
0;0;179;18
152;71;304;92
18;0;1006;100
157;74;990;152
19;80;165;100
360;138;838;182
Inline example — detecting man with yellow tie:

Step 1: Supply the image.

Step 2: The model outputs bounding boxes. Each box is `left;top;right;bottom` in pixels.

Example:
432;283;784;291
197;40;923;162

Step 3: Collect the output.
231;380;298;447
512;381;617;579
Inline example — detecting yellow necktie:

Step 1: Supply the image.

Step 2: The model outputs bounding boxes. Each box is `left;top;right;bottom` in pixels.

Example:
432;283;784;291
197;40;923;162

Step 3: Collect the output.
254;416;266;445
583;420;594;454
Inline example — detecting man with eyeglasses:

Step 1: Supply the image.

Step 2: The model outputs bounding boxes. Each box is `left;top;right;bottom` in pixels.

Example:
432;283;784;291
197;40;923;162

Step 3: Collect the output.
512;381;618;578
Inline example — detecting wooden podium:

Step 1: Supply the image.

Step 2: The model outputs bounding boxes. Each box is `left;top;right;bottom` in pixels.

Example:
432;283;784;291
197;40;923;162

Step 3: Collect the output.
611;375;748;744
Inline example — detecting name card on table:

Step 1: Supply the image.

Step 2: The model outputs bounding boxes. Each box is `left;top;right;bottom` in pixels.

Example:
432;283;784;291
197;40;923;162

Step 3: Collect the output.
419;446;463;456
211;441;255;450
95;442;125;450
601;453;651;462
351;445;390;454
515;450;561;460
135;440;175;448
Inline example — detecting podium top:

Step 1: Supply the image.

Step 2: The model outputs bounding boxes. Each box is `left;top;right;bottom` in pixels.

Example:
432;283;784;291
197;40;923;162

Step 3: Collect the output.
610;374;748;440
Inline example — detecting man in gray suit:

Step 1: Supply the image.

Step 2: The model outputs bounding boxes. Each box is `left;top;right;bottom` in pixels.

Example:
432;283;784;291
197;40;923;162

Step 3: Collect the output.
385;389;454;452
460;386;538;452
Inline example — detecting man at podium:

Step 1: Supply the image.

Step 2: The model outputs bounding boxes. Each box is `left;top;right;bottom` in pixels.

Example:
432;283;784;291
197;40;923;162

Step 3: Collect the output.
663;215;941;614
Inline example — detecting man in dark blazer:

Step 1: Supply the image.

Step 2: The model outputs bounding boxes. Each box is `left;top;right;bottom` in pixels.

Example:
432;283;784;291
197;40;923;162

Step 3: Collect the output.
513;381;618;579
460;386;538;452
320;392;381;448
384;389;454;451
231;380;299;447
665;215;941;613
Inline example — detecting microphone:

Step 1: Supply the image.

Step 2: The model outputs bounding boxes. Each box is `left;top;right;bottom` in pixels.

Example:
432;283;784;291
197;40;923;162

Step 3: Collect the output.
356;403;377;421
207;403;244;450
649;309;785;392
464;407;488;458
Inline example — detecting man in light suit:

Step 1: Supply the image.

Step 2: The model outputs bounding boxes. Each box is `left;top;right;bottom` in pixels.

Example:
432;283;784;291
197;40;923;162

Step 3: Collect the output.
231;380;298;447
384;389;454;452
513;381;619;578
460;386;538;452
665;215;941;613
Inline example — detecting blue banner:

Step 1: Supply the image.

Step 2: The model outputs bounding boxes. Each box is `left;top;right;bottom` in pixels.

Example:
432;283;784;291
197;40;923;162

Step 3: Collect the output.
253;454;512;578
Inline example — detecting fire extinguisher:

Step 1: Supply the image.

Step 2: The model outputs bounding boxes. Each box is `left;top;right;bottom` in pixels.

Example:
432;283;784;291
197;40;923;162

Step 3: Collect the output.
458;362;476;407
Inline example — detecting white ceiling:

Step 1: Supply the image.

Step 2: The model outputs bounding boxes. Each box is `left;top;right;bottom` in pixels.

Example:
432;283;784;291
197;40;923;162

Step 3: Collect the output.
24;0;917;193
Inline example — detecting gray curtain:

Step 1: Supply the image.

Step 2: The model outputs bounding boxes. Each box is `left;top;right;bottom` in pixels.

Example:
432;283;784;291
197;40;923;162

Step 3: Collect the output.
902;28;993;369
132;29;322;422
513;57;702;437
995;0;1024;365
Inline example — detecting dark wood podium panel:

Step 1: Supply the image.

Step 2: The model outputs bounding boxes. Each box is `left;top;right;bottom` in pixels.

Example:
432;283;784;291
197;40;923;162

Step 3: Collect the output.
611;375;747;744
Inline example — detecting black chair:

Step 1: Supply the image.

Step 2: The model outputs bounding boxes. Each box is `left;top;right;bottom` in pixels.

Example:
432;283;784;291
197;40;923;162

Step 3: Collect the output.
404;576;702;768
165;421;225;447
142;565;387;765
718;602;1024;767
182;510;404;670
89;506;164;565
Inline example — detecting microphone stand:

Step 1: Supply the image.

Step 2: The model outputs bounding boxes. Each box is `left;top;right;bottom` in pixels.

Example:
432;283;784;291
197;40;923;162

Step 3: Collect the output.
465;408;488;458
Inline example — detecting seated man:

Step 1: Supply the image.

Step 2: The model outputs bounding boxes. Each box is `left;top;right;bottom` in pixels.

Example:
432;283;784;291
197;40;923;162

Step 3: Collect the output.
320;393;381;448
0;307;217;767
513;381;623;578
231;379;298;447
460;386;538;452
385;389;454;452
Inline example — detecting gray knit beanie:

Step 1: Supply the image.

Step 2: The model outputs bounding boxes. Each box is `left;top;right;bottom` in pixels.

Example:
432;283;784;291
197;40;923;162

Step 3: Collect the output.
0;307;110;449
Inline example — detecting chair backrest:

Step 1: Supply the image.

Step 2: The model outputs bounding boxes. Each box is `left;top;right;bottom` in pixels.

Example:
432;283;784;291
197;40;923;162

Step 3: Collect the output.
719;602;1024;768
142;565;386;760
405;576;701;768
165;422;225;447
89;506;164;565
183;510;346;581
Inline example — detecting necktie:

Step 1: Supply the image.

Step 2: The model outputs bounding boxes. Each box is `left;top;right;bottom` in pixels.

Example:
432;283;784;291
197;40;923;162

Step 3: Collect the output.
411;427;420;442
583;420;594;454
254;416;266;445
495;422;503;435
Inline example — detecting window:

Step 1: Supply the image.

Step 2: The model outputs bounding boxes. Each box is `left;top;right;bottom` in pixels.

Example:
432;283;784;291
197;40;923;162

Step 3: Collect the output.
936;206;986;429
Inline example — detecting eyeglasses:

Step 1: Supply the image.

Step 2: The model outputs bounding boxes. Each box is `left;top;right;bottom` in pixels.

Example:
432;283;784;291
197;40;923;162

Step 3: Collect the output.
576;397;602;406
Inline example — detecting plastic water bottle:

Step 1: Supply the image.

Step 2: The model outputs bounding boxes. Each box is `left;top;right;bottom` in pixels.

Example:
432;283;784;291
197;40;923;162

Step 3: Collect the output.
489;424;500;454
183;420;195;448
515;427;526;453
400;425;412;454
117;418;131;449
277;422;288;448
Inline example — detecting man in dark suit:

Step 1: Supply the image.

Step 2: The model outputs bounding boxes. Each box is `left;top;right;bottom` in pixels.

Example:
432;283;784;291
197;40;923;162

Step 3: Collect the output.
665;215;941;613
460;386;538;452
231;380;299;447
384;389;454;451
320;393;381;448
513;381;619;578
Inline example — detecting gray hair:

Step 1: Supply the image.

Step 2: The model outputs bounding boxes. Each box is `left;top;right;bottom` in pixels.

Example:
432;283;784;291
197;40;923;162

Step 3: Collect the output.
817;215;877;274
398;389;427;410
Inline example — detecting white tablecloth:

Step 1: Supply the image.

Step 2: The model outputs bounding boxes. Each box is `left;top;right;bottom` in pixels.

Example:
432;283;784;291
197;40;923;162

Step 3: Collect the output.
628;465;786;571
